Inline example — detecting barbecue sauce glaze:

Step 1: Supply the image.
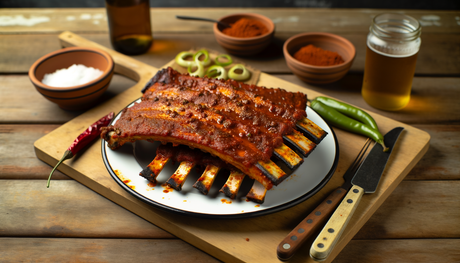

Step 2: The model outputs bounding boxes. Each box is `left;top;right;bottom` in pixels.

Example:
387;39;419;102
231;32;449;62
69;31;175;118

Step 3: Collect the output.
103;67;307;169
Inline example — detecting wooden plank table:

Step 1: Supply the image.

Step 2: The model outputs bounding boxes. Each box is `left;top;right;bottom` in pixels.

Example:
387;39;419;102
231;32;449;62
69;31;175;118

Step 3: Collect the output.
1;8;459;262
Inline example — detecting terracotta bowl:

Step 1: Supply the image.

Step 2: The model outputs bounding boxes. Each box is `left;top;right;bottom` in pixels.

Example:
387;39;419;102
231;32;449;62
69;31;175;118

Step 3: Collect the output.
29;47;114;110
213;13;275;56
283;32;356;84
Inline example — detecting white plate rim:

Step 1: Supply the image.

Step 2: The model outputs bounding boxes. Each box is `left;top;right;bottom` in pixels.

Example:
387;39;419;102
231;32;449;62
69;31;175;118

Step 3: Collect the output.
101;98;339;219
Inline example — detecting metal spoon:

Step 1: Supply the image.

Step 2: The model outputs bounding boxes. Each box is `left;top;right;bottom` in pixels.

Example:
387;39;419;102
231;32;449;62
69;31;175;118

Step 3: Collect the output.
176;15;231;28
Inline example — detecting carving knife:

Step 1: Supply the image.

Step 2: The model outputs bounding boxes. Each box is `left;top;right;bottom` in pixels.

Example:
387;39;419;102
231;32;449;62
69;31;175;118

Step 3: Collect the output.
277;139;372;261
309;127;404;261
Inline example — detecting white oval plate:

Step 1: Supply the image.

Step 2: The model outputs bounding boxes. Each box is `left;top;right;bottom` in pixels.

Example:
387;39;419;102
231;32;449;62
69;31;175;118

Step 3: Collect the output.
102;99;339;218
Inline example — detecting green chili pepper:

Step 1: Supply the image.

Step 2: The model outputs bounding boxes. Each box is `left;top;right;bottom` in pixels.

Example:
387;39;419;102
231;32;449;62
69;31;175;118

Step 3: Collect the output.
310;99;388;151
314;96;379;131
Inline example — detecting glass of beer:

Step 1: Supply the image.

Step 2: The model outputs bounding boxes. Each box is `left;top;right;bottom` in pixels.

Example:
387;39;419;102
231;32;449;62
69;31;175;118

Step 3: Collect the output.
362;13;421;111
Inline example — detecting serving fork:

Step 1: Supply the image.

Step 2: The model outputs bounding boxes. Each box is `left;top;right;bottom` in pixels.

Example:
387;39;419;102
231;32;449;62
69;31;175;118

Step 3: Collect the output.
277;138;373;261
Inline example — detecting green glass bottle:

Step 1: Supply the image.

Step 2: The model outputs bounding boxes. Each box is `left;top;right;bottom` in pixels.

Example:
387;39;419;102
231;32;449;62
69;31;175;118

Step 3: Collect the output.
105;0;153;55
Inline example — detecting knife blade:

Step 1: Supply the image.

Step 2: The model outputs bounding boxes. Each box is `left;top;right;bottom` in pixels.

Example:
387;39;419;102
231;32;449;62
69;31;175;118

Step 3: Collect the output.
309;127;404;261
276;139;372;261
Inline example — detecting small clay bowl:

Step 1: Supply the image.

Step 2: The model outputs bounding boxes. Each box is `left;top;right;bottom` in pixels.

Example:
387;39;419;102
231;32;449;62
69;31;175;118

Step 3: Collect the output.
283;32;356;84
213;13;275;56
29;47;114;110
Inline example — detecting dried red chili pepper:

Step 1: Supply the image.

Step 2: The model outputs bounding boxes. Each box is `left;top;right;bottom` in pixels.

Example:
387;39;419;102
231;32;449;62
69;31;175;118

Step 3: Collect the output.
47;112;114;188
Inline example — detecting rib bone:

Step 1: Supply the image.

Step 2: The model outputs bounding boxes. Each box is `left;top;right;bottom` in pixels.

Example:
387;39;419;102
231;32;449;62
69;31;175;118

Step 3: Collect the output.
296;117;328;144
284;129;317;157
220;170;246;199
193;164;221;195
139;155;170;182
165;161;196;191
246;180;267;204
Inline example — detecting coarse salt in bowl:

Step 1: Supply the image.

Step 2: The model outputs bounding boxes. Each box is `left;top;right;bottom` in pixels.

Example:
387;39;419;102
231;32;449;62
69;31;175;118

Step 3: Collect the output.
29;47;114;110
42;64;104;88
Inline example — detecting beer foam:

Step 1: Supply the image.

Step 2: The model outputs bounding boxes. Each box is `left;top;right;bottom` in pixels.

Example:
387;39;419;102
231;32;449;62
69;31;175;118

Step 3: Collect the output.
367;34;421;58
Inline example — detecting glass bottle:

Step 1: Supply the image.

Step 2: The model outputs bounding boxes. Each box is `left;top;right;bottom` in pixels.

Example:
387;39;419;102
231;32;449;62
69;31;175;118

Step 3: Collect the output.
105;0;153;55
361;13;421;111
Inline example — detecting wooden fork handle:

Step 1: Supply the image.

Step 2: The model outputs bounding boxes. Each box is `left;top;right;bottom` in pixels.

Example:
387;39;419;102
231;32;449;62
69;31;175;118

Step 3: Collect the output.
276;187;347;261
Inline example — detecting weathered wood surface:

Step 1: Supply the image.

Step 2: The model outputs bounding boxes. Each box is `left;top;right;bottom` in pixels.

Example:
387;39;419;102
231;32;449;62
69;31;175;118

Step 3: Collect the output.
31;33;431;261
2;237;458;263
1;124;458;181
1;8;459;34
0;7;459;263
2;32;460;75
2;74;459;125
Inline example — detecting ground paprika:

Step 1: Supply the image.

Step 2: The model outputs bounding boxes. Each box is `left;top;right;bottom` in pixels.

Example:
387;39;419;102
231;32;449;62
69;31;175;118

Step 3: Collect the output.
222;18;268;38
294;44;344;66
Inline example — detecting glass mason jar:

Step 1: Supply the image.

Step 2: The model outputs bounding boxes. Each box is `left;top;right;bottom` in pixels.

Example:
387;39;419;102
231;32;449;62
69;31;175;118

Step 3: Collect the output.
361;13;421;111
105;0;153;55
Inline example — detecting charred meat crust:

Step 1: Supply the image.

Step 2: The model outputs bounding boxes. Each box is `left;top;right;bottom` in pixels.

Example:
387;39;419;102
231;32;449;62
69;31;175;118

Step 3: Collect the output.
102;67;308;189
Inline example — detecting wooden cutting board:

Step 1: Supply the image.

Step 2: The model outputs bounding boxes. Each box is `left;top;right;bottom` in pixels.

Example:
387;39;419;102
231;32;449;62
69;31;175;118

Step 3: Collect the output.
34;31;430;263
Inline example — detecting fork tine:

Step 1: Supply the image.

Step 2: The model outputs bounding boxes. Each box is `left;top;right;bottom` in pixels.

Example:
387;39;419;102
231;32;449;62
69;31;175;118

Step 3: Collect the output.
342;138;373;183
350;139;372;173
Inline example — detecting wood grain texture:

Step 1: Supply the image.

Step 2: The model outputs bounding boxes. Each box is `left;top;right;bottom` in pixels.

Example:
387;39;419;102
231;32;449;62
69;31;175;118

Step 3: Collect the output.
406;124;460;180
32;33;430;263
2;75;459;125
335;239;460;263
1;180;458;261
1;8;459;34
1;8;458;263
2;33;459;75
0;180;172;238
310;185;365;261
1;238;458;263
2;124;457;181
275;75;460;125
277;186;348;261
0;74;135;124
355;180;460;239
0;238;220;263
0;125;69;179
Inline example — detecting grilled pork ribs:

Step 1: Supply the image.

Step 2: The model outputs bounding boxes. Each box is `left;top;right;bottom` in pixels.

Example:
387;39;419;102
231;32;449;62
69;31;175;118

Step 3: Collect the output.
102;67;326;201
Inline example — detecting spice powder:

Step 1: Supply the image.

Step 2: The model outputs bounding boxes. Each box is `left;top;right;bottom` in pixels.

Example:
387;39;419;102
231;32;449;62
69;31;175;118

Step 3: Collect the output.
222;18;268;38
294;44;344;66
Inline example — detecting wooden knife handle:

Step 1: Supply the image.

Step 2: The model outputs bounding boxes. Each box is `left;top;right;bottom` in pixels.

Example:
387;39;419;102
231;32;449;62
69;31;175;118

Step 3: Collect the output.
276;187;347;261
310;185;364;261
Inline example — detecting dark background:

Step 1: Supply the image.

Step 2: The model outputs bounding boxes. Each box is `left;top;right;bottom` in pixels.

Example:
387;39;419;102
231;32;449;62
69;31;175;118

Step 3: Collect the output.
1;0;458;10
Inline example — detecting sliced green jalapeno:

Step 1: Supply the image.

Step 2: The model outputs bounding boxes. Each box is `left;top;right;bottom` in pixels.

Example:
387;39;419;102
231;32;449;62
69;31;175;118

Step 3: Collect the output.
193;49;211;67
228;64;250;81
314;96;379;131
187;53;205;77
205;65;227;80
311;99;388;151
214;54;233;67
175;51;195;67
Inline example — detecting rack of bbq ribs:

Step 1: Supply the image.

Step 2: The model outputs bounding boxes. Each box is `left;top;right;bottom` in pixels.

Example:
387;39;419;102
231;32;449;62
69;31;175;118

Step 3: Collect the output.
101;67;327;203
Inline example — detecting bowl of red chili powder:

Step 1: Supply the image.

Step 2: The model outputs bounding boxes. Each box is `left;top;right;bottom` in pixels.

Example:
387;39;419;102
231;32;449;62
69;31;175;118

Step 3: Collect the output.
283;32;355;84
213;13;274;56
